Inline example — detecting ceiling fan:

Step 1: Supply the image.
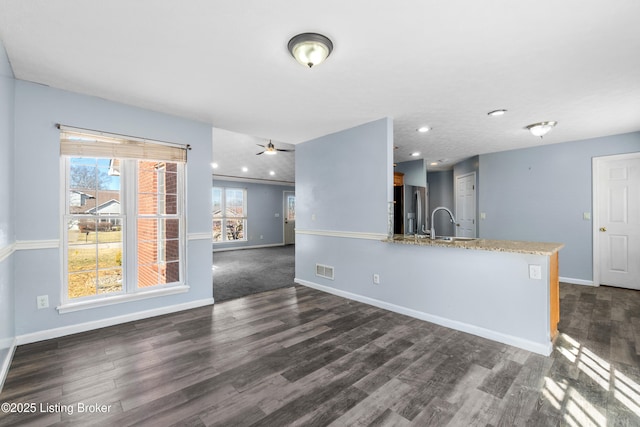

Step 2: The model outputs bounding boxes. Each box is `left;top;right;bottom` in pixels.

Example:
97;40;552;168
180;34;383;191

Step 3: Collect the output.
256;140;294;156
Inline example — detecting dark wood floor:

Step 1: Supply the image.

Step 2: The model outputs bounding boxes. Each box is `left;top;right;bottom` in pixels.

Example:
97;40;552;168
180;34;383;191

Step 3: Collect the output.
1;283;639;426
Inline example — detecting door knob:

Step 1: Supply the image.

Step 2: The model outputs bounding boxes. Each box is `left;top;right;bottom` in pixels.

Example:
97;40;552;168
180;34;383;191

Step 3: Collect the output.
599;227;607;232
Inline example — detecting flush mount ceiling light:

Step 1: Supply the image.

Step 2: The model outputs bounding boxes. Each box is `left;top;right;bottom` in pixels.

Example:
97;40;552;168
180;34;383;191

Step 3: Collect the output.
288;33;333;68
488;109;507;116
526;121;557;138
417;126;431;133
411;152;421;157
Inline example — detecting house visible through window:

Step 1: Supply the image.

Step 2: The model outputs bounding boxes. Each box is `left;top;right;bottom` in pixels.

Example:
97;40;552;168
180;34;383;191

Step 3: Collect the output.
212;187;247;242
61;127;186;302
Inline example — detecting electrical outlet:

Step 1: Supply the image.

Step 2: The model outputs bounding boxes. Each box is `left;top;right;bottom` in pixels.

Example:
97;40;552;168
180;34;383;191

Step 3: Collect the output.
529;265;542;280
373;274;380;284
37;295;49;309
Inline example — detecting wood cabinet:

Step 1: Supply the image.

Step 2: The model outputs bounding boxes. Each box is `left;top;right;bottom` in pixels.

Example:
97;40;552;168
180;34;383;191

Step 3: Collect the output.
394;172;404;186
550;252;559;341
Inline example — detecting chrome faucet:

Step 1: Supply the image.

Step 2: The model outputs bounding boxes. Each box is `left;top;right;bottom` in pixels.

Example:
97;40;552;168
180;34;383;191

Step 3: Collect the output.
430;206;456;240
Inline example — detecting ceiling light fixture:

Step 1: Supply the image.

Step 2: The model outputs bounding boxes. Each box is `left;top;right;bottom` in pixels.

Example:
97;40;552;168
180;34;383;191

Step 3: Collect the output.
241;167;248;172
211;162;218;169
269;171;275;176
488;109;507;116
288;33;333;68
411;152;420;157
526;121;557;138
264;142;277;155
417;126;430;133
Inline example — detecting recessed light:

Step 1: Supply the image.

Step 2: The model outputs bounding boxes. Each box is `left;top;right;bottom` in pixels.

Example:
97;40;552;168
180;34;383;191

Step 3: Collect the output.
430;162;438;166
241;167;248;172
488;109;507;116
211;162;218;169
411;152;420;157
269;171;275;176
417;126;430;133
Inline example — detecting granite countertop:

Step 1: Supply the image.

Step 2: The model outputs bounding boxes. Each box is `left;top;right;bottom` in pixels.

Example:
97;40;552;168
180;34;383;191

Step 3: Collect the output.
385;234;564;256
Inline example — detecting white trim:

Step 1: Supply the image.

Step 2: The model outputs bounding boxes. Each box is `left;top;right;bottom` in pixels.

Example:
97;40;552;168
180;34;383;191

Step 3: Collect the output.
18;297;214;345
295;278;553;356
296;229;387;241
213;243;285;252
213;174;295;187
559;276;596;286
0;338;17;394
14;239;60;250
188;232;213;241
57;285;191;314
0;243;15;263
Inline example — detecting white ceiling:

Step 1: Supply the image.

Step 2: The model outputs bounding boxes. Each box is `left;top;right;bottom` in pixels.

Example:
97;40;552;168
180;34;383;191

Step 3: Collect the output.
1;1;639;178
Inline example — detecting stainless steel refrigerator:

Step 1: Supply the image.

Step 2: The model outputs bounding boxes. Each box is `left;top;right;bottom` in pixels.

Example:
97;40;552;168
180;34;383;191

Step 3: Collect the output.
394;185;428;235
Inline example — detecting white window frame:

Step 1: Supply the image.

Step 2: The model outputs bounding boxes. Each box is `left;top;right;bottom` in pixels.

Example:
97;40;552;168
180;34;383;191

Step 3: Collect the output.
213;187;248;243
59;132;188;313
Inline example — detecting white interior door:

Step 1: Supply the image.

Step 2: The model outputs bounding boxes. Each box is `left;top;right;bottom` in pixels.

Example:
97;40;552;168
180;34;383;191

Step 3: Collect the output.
284;191;295;245
595;153;640;290
455;172;476;238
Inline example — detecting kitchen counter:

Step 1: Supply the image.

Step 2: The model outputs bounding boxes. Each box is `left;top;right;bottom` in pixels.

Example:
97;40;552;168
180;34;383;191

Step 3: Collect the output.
385;234;564;256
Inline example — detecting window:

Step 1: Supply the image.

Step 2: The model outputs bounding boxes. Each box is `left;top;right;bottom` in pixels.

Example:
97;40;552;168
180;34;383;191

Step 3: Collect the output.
212;187;247;242
61;127;186;303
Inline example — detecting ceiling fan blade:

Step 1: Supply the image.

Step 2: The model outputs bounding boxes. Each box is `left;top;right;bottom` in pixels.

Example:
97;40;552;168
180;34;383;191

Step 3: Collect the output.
256;151;265;155
256;144;265;148
276;148;294;152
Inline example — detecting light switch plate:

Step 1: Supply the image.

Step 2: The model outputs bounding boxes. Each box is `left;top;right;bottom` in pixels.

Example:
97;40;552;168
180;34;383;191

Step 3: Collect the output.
583;212;591;220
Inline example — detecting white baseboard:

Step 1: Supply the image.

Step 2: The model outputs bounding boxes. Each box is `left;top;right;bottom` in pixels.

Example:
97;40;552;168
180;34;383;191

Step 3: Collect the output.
559;277;595;286
213;243;285;252
16;298;214;345
0;338;17;394
295;278;553;356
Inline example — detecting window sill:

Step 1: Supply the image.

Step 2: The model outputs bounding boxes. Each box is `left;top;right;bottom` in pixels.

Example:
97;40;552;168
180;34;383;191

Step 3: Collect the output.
56;285;190;314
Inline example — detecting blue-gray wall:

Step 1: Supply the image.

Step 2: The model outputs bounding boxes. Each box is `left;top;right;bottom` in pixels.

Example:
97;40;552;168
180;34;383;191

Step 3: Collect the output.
479;132;640;282
12;80;213;337
395;159;426;187
0;37;16;387
296;118;392;234
212;179;295;250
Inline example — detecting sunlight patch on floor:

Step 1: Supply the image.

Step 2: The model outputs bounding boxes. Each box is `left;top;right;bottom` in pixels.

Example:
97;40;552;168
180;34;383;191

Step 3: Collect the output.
543;332;640;425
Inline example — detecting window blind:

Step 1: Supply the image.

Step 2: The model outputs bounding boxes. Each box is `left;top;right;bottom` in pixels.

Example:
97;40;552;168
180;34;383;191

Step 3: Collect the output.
59;125;188;162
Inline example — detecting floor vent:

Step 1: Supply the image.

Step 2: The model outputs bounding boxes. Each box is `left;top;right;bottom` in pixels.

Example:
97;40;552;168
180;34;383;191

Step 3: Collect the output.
315;263;335;280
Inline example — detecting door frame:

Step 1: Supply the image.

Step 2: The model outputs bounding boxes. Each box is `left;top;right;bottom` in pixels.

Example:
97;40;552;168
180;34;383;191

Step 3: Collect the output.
283;190;295;244
454;172;477;238
592;151;640;287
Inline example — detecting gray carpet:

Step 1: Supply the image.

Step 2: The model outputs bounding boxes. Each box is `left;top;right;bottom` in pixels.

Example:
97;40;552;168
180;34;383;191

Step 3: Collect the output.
212;245;295;302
